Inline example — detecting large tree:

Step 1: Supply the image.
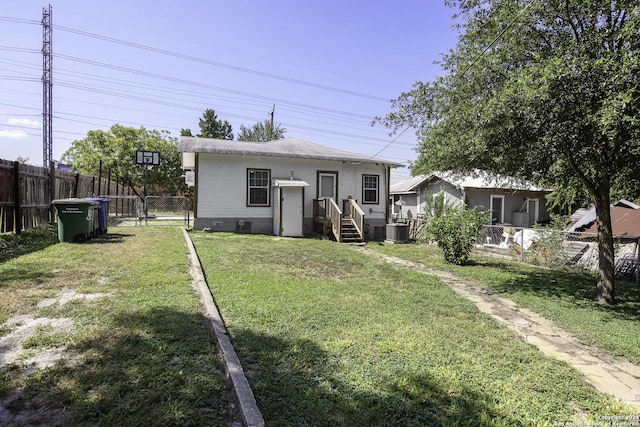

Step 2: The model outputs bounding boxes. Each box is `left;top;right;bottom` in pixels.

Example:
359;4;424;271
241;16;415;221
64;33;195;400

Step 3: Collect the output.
197;108;233;140
378;0;640;304
237;118;286;142
61;124;186;197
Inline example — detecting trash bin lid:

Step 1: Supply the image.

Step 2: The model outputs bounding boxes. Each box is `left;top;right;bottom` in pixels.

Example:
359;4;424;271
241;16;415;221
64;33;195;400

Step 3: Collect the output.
83;197;111;202
52;198;99;205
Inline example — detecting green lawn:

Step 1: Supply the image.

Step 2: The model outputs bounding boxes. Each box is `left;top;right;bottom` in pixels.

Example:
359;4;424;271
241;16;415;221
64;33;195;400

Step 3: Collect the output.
365;242;640;364
191;232;637;426
0;227;229;426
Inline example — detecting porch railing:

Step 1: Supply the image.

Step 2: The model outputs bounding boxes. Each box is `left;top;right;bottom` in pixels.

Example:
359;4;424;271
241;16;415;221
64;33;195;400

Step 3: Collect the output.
327;198;342;242
347;198;364;240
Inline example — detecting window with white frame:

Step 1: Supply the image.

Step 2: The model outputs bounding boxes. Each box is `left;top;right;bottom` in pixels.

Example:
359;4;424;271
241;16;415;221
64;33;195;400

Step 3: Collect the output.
247;169;270;206
363;174;379;204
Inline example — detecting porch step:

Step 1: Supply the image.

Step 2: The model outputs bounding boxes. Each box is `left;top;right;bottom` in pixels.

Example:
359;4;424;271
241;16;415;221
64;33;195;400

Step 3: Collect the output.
340;220;362;243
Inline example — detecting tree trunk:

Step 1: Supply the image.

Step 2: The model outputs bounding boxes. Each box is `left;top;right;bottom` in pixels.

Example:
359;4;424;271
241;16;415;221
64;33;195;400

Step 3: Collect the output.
593;191;615;305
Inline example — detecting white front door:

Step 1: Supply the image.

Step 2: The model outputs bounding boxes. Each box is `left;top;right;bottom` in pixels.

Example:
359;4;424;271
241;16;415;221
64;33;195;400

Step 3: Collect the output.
281;186;304;237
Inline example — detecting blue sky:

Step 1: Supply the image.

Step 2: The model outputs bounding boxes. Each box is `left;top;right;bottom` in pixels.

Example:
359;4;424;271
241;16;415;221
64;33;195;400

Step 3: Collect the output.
0;0;460;182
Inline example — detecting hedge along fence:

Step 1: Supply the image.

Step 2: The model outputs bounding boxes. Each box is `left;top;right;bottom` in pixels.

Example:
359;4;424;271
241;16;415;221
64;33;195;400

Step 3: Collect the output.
0;159;133;234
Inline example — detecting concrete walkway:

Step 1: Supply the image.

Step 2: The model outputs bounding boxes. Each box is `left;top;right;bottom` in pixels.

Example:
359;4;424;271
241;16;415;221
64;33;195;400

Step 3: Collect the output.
354;246;640;408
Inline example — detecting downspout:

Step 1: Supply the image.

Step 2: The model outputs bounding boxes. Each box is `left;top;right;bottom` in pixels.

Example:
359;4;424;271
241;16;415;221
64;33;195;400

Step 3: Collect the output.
386;166;391;223
194;153;199;219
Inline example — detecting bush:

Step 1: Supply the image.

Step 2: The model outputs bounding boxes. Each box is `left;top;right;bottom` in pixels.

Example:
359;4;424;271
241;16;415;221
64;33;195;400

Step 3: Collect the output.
427;206;489;265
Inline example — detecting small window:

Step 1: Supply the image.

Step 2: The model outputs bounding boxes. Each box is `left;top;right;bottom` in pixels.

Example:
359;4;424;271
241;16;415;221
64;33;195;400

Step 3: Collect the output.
363;174;379;204
247;169;270;206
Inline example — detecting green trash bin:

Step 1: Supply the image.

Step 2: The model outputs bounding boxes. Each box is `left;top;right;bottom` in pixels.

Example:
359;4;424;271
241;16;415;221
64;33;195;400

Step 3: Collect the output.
52;198;99;243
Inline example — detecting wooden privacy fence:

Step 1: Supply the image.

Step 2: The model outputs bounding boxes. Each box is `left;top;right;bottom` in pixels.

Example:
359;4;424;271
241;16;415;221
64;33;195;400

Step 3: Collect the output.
0;159;133;234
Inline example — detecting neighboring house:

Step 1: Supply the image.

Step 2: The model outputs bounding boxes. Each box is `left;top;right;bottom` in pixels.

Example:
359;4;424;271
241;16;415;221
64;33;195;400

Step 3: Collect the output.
179;136;404;241
390;170;552;227
564;200;640;278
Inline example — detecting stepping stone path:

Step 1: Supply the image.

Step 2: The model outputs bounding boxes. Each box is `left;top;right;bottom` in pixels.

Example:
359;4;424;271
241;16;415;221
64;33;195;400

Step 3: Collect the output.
354;246;640;408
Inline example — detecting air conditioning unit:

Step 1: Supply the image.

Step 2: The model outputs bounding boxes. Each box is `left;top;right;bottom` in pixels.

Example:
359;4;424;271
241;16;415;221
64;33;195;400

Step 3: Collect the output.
386;223;409;243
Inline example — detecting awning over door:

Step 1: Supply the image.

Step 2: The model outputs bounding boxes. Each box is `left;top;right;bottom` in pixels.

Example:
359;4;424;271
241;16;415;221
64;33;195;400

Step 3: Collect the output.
272;179;309;187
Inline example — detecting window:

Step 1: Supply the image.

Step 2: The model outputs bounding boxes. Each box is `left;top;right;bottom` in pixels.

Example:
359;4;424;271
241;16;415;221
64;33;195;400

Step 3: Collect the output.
247;169;270;206
363;174;379;204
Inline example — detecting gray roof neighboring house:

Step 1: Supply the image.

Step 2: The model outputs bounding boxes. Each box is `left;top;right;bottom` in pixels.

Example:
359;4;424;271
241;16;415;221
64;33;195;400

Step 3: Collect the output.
179;136;404;168
390;170;551;194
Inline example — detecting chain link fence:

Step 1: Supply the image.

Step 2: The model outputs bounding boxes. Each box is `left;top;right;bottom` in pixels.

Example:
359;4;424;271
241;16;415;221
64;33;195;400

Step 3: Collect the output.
143;196;192;227
98;195;143;227
403;219;639;283
476;225;639;282
97;195;192;227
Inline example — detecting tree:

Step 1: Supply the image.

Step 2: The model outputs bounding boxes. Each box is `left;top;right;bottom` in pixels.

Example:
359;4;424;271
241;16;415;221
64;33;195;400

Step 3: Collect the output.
237;118;286;142
378;1;640;304
61;124;186;197
197;109;233;140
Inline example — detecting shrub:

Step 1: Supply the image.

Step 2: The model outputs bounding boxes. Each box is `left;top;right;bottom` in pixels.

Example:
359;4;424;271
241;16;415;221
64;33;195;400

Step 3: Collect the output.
427;205;489;265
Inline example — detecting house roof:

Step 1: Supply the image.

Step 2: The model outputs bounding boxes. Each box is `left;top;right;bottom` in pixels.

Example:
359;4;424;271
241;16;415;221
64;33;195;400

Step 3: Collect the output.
178;136;404;167
390;170;550;194
568;202;640;237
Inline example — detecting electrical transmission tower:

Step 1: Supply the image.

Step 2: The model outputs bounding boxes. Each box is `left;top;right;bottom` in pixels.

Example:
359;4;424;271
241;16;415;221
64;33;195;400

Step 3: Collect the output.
42;4;52;168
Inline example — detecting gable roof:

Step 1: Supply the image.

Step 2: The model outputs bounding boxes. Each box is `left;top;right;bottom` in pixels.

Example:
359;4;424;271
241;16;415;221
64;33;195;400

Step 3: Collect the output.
390;170;550;194
178;136;404;167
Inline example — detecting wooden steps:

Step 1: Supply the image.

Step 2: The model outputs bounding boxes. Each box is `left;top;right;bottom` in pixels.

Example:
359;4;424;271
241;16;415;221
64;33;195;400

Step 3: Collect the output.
340;218;362;243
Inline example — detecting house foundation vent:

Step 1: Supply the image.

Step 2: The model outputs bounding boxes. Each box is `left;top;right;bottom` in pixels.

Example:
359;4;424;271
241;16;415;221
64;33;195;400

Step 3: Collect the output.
236;220;252;233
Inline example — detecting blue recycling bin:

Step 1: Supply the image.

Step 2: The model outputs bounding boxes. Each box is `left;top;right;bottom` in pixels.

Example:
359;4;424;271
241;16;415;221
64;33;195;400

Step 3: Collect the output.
84;197;111;235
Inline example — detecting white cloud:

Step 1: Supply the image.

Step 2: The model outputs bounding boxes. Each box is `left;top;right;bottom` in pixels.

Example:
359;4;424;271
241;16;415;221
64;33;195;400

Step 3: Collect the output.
8;117;41;127
0;130;28;140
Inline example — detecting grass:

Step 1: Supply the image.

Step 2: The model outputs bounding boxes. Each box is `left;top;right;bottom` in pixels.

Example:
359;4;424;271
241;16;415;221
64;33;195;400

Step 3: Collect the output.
0;227;229;426
366;242;640;364
191;232;637;426
0;225;59;263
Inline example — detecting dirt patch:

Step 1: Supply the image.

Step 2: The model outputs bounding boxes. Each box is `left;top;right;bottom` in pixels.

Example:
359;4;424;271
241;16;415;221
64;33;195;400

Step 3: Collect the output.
0;316;74;370
37;288;111;308
0;289;111;425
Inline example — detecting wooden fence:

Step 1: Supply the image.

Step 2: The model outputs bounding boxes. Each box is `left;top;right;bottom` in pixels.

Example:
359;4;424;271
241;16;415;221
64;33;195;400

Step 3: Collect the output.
0;159;134;234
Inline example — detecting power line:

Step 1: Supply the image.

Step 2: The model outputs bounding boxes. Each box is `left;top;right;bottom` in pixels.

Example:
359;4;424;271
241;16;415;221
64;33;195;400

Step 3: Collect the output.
0;16;40;25
55;25;391;102
55;54;377;120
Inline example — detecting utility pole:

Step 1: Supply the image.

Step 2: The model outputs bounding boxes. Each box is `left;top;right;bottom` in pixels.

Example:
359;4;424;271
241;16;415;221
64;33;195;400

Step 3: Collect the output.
269;104;275;128
42;4;54;222
268;104;275;140
42;4;53;169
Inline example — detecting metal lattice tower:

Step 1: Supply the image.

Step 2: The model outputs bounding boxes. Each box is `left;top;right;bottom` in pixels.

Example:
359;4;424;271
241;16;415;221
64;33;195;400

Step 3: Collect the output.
42;4;52;168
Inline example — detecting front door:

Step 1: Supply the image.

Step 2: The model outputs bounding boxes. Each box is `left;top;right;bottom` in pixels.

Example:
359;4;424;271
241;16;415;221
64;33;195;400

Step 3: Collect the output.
281;186;304;237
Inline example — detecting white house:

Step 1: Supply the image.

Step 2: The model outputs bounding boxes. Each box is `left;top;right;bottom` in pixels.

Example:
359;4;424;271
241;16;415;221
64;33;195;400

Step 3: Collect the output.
390;170;552;227
179;136;404;241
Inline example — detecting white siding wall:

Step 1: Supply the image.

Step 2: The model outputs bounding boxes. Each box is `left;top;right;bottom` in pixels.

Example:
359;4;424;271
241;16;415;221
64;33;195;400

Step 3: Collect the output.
197;153;389;221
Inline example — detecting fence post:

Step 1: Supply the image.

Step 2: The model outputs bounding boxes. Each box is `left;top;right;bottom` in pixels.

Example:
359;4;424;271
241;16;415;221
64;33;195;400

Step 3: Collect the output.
74;172;80;198
97;159;102;196
521;227;525;262
49;161;56;223
13;161;21;235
